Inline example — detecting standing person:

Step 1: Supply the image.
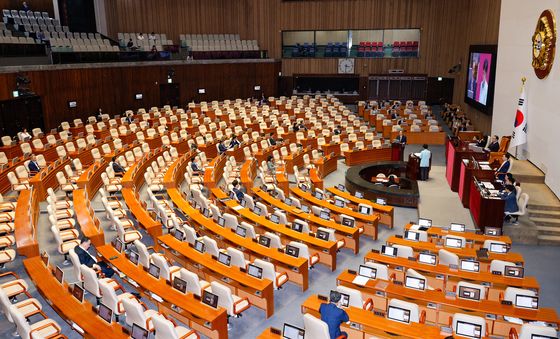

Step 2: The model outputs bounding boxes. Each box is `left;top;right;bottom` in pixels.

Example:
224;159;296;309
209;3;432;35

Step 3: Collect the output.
396;130;407;145
74;237;115;278
419;144;431;181
22;1;30;11
319;290;349;339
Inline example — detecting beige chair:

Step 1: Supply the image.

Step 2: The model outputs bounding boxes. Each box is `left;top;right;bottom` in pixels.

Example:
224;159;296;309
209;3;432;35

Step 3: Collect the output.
151;313;198;339
9;305;62;339
303;313;330;338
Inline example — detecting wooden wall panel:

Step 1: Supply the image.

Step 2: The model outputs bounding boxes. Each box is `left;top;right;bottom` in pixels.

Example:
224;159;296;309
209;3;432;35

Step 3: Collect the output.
0;0;54;16
0;61;279;130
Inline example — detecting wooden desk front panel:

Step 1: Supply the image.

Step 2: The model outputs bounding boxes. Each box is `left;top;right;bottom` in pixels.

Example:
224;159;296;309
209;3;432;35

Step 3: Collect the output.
344;147;393;167
14;189;39;258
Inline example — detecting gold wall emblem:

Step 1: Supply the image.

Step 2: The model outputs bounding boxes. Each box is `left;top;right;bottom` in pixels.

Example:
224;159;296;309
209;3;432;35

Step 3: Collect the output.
532;10;556;79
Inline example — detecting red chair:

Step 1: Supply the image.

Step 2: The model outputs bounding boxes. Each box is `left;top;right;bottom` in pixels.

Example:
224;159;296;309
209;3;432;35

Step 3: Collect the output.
392;41;400;57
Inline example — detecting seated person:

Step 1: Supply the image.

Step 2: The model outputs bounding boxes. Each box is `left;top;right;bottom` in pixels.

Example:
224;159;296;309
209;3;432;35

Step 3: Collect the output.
266;155;276;174
501;185;519;222
474;135;488;148
333;125;342;135
112;156;126;176
268;133;277;146
231;179;245;202
19;128;32;142
385;176;399;188
75;237;115;278
320;290;349;339
191;156;204;174
485;135;500;152
229;135;240;149
217;140;228;154
27;155;41;174
495;153;511;181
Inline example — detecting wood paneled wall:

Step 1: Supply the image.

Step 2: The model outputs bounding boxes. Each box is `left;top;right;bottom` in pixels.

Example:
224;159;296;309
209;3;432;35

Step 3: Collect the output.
0;0;54;16
0;61;280;130
104;0;500;132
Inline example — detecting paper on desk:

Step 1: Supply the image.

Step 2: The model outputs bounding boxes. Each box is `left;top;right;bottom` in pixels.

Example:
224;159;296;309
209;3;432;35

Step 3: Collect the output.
478;161;490;165
481;182;495;189
352;275;369;286
488;189;500;194
232;205;244;211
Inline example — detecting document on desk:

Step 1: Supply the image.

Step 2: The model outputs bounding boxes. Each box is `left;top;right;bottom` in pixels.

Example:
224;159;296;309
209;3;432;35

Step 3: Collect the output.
478;161;490;165
480;165;492;170
232;205;244;211
414;152;421;158
352;275;369;286
488;189;500;195
481;182;495;189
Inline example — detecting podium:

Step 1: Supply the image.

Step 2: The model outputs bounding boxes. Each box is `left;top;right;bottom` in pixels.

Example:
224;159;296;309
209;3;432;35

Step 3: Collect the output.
445;137;488;192
407;154;420;180
391;142;405;161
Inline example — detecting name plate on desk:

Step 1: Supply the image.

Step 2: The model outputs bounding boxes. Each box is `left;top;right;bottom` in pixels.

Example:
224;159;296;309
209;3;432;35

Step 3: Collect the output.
71;322;85;335
128;279;139;287
349;322;362;330
255;290;262;297
150;292;163;303
291;266;300;272
436;274;445;280
395;266;404;271
485;314;497;320
375;290;386;297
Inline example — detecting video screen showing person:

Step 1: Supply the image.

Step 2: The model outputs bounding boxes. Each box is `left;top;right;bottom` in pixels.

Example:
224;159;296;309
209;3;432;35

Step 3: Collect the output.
466;52;492;106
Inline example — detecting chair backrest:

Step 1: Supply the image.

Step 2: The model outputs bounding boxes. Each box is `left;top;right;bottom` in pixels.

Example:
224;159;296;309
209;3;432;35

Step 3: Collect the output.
0;289;16;322
81;265;102;297
489;259;517;274
180;269;205;296
99;280;121;314
517;193;529;215
150;253;173;281
503;287;536;303
519;324;557;339
210;281;234;315
264;232;282;249
152;314;180;339
226;247;247;269
438;249;459;266
394;244;413;258
253;259;277;287
68;247;82;281
9;305;32;338
288;241;309;259
122;297;146;328
203;236;220;257
133;239;151;269
336;285;364;308
388;298;420;323
457;281;487;300
303;313;330;339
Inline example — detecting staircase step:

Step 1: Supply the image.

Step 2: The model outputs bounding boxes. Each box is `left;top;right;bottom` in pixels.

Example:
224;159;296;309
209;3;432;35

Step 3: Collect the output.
535;225;560;236
528;204;560;212
512;174;545;184
537;235;560;246
528;210;560;218
529;217;560;227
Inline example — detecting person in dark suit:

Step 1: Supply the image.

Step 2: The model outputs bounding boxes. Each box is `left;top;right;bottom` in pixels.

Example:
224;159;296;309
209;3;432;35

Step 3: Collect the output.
495;153;511;181
320;290;349;339
333;125;342;135
27;155;40;174
74;237;115;278
22;1;30;11
111;156;126;176
268;133;277;146
501;185;519;223
396;130;407;145
485;135;500;152
217;140;228;154
191;156;204;174
390;110;398;119
475;135;488;148
229;135;240;149
231;180;245;202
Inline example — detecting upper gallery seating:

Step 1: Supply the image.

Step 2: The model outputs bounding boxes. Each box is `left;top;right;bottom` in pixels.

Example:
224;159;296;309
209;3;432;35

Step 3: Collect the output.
117;32;172;51
2;9;65;33
391;40;419;57
181;33;261;59
356;41;384;57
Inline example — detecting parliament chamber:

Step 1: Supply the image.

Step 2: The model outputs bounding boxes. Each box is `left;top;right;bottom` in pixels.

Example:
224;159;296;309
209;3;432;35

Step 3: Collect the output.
0;1;559;339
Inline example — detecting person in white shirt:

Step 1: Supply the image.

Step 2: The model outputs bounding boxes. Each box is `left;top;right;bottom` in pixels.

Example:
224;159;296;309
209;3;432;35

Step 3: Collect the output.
137;32;145;41
19;128;32;142
478;59;489;105
419;144;431;180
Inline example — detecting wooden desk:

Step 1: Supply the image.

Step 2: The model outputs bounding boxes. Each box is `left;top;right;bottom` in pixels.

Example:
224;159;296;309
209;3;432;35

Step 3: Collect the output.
27;158;70;199
469;179;505;232
389;131;446;145
326;187;394;229
240;159;257;192
403;223;512;247
122;188;163;244
343;145;394;166
73;189;105;247
364;251;540;299
158;234;275;318
256;328;281;339
335;270;558;337
385;236;524;267
314;154;338;178
97;245;228;339
23;257;128;339
290;187;379;240
203;155;226;189
212;188;338;271
459;159;495;208
14;189;39;258
301;295;445;339
253;187;361;254
445;138;488;192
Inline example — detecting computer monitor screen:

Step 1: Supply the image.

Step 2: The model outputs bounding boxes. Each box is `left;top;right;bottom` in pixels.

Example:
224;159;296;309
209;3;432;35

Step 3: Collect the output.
445;237;463;248
301;205;310;213
247;264;263;279
405;276;426;290
337;184;345;191
387;305;411;323
359;206;371;214
282;323;305;339
341;217;354;227
450;223;466;232
217;216;225;227
254;206;262;215
131;324;149;339
376;198;386;205
330;290;349;307
54;266;64;283
334;199;344;208
316;229;329;241
456;320;482;339
113;238;123;253
235;225;247;238
202;290;219;308
405;230;420;241
504;266;524;278
98;303;113;324
418;253;437;265
320;210;330;220
259;236;271;247
172;277;187;293
202;208;210;217
381;245;397;257
285;198;292;206
358;265;377;279
314;191;323;200
72;284;84;302
530;335;557;339
515;295;539;309
418;218;432;227
174;229;184;241
194;240;205;253
460;260;480;272
355;191;364;199
286;245;299;258
229;191;236;200
458;285;481;301
484;227;501;236
218;252;231;266
129;251;139;265
488;242;507;253
148;264;160;279
240;198;247;207
270;214;280;224
40;251;49;267
292;222;304;233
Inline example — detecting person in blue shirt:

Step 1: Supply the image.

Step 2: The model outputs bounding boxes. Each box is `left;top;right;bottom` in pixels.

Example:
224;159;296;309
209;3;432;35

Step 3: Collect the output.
419;144;431;180
231;179;245;202
27;155;40;174
319;290;349;339
495;153;511;181
191;156;204;174
501;184;519;223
